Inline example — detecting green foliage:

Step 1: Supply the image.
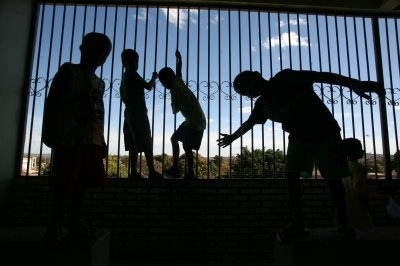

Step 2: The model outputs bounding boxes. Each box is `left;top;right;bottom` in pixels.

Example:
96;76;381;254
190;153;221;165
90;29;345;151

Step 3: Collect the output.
231;146;285;178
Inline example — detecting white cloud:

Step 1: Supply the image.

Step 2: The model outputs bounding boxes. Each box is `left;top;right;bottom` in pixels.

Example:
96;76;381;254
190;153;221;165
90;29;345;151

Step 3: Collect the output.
161;8;191;29
211;14;219;25
241;106;252;114
262;31;308;49
134;8;147;21
280;17;307;27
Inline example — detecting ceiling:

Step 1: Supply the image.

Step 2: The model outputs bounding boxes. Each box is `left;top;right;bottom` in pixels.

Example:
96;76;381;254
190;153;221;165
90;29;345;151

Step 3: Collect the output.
52;0;400;14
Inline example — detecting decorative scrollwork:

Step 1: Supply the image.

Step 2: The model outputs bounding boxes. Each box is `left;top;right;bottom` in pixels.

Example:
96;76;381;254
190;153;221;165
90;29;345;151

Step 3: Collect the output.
30;77;49;97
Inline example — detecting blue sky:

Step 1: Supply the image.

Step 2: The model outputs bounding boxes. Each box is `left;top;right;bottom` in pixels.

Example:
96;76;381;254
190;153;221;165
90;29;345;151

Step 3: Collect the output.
24;4;400;159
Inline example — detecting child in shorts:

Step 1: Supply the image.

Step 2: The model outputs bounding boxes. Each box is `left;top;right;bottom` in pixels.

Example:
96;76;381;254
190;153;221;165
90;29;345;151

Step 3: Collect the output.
120;49;162;180
158;50;206;180
217;69;384;242
41;32;112;245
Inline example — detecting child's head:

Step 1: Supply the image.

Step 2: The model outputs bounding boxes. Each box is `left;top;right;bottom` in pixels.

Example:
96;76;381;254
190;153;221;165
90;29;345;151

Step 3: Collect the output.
343;138;364;161
158;67;176;89
121;49;139;70
79;32;112;68
233;71;264;98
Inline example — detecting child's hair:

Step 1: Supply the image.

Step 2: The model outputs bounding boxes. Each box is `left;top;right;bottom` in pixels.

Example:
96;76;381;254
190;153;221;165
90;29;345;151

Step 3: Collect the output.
343;138;364;161
158;67;175;84
233;71;262;94
81;32;112;53
121;49;139;65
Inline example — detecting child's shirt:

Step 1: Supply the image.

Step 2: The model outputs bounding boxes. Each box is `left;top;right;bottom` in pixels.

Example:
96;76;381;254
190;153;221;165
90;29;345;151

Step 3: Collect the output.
248;69;340;140
170;77;206;131
42;63;105;148
120;69;148;113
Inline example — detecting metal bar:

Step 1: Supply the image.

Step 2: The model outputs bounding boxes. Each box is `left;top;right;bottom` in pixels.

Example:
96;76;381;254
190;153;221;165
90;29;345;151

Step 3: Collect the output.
372;16;392;180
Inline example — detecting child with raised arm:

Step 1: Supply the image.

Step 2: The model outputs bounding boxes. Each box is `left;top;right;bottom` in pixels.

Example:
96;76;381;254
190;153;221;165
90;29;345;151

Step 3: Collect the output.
158;50;206;180
41;32;112;245
217;69;384;242
120;49;162;181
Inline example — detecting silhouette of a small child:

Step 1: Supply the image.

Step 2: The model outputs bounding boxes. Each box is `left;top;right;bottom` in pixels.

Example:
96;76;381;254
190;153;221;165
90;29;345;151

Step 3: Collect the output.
41;32;112;245
120;49;162;181
343;137;374;227
217;69;384;242
158;50;206;180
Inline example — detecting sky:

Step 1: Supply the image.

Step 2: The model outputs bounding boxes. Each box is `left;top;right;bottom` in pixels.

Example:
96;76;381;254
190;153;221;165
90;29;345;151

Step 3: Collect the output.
23;4;400;161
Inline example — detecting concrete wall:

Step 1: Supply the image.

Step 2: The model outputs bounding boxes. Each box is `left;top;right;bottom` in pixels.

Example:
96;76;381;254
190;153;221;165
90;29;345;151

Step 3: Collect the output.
10;177;400;263
0;0;37;225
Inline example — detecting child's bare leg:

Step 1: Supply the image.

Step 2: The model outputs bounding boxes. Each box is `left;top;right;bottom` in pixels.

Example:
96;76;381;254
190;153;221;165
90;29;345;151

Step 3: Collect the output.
183;146;194;177
276;171;310;243
286;171;304;227
170;134;180;169
326;178;347;227
129;150;139;177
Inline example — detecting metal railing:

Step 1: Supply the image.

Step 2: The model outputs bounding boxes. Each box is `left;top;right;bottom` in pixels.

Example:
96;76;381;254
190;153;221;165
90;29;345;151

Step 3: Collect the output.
22;3;400;179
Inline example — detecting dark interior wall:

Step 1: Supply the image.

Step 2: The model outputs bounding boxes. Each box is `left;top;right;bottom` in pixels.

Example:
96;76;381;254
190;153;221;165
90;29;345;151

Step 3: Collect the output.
0;0;37;226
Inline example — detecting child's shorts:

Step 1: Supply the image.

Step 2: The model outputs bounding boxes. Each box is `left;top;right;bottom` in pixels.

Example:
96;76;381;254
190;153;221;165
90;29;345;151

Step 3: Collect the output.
172;122;204;150
51;145;107;192
123;109;152;152
285;133;349;179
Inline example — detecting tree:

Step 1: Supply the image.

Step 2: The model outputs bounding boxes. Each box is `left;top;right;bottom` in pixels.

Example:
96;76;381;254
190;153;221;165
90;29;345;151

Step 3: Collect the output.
231;146;285;178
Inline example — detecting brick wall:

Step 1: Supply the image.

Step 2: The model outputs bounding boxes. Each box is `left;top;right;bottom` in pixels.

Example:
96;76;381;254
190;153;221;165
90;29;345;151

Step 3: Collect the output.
10;177;400;263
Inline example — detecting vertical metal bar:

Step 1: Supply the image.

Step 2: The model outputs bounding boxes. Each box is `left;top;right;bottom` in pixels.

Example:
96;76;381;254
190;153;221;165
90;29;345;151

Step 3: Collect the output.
218;8;222;178
257;10;265;177
39;4;57;176
152;6;160;175
102;5;109;175
362;18;378;178
139;6;150;175
385;18;399;176
69;5;77;62
277;12;286;163
228;9;233;178
345;17;355;137
248;10;254;178
196;8;200;176
393;19;400;160
118;5;128;178
268;12;276;178
162;7;169;173
238;9;243;177
353;17;368;151
297;13;302;70
27;4;45;176
335;16;346;138
287;12;292;69
372;16;392;180
207;8;211;179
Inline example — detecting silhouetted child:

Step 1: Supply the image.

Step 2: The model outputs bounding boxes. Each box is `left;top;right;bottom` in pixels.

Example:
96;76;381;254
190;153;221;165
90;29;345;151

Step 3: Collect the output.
41;32;112;245
342;137;374;227
217;69;384;242
120;49;162;181
158;50;206;180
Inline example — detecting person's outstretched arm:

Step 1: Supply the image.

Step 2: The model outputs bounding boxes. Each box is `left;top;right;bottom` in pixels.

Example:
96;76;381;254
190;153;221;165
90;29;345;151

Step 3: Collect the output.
307;71;385;99
144;72;158;90
175;50;182;78
217;120;256;148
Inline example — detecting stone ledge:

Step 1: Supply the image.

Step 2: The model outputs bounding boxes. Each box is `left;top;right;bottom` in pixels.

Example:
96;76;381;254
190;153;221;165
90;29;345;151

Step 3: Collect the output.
0;226;110;266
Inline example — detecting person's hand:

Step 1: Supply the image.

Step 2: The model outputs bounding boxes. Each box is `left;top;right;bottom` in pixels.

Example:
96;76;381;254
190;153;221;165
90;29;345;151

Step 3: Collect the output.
175;50;181;60
152;71;158;80
217;133;235;148
353;81;385;99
